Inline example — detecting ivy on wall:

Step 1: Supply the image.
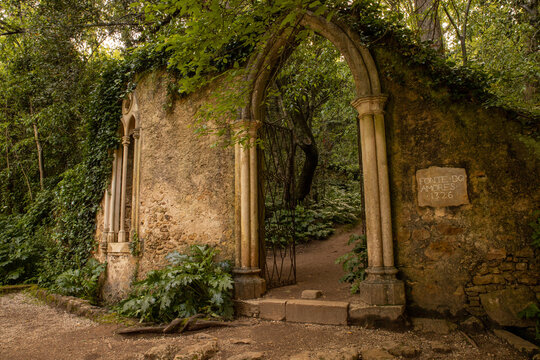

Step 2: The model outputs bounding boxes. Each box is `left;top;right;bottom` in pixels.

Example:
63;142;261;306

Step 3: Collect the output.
0;48;168;286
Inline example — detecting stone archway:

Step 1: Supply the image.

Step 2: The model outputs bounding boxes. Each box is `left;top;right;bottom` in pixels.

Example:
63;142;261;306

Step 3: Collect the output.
232;10;405;306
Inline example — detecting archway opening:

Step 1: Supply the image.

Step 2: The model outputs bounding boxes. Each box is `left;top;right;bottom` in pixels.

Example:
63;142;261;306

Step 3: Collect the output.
260;32;366;301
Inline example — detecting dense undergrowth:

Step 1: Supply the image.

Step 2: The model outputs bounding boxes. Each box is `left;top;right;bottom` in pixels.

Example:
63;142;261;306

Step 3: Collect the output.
0;47;168;288
265;184;363;247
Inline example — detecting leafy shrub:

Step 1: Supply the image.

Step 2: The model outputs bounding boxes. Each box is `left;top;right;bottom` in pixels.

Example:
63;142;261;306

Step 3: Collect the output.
0;190;53;285
335;234;368;294
265;185;363;246
117;245;233;323
52;258;106;304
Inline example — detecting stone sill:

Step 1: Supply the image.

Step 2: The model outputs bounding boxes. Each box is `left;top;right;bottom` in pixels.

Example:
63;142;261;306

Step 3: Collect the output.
107;242;131;254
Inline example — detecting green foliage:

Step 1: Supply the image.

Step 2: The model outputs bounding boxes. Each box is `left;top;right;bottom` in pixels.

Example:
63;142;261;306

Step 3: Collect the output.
335;233;368;294
0;39;170;286
0;190;53;284
136;0;349;95
518;303;540;340
130;232;141;257
530;210;540;249
265;186;363;246
117;245;233;323
52;259;106;304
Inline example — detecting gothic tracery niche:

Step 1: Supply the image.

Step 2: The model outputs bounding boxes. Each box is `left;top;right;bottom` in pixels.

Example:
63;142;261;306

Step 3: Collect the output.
101;92;142;252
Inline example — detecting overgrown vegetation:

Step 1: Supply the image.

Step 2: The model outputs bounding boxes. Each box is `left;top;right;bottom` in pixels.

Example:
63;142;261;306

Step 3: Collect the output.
51;259;106;304
0;0;537;299
336;234;368;294
117;245;233;323
265;186;363;246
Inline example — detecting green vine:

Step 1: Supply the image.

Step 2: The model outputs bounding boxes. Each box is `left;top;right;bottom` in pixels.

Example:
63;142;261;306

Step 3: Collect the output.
0;47;170;286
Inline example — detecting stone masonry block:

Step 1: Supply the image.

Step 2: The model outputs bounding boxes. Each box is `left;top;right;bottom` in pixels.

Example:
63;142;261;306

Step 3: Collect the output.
348;303;405;326
259;299;286;321
286;300;349;325
301;290;323;299
234;300;260;317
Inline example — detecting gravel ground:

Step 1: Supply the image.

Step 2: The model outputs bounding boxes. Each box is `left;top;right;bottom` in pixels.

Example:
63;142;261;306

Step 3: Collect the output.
0;293;528;360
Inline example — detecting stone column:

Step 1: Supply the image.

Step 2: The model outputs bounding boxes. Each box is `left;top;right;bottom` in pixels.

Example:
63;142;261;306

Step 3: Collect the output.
117;135;130;243
374;112;395;271
358;113;384;272
234;142;242;268
240;138;251;267
352;95;405;306
232;120;266;299
249;125;259;268
107;151;119;243
130;129;141;242
101;185;111;253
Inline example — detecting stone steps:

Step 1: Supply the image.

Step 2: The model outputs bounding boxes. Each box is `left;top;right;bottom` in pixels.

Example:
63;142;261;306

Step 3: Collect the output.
234;297;405;327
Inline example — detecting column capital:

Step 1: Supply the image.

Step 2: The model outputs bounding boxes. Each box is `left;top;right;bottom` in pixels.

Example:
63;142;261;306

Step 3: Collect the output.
351;95;388;116
122;135;131;146
132;128;141;139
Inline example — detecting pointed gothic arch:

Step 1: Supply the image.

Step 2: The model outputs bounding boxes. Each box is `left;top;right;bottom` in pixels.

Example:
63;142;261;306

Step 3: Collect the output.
232;10;405;306
101;92;142;253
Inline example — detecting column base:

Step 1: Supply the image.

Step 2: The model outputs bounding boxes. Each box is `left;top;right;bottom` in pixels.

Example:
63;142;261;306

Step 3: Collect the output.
117;230;127;243
233;268;266;300
358;267;405;306
107;232;116;243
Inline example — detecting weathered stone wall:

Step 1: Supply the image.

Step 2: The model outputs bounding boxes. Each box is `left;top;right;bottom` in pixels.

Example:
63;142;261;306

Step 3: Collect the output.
375;48;540;318
94;72;235;302
135;72;235;277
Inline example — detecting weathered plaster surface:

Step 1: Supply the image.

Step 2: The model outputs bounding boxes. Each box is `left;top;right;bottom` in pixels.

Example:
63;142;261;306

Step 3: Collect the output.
376;48;540;317
135;73;235;277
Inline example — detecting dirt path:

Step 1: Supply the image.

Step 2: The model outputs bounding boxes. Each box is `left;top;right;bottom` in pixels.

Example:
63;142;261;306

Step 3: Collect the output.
0;292;527;360
264;224;363;302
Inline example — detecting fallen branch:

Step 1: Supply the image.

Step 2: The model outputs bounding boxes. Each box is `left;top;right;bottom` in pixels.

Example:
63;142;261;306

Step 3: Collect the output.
117;314;239;335
459;330;478;349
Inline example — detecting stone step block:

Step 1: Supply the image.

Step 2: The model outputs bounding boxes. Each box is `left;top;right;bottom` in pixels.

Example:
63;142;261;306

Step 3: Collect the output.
301;289;323;299
286;299;349;325
259;299;287;321
349;303;405;327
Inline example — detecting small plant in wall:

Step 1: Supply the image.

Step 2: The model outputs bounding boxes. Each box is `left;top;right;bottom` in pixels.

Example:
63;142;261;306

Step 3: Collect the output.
117;245;233;323
335;233;368;294
129;232;141;257
518;210;540;339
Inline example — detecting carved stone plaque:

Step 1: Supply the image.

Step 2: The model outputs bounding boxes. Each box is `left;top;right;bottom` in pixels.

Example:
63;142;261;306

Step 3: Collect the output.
416;167;469;207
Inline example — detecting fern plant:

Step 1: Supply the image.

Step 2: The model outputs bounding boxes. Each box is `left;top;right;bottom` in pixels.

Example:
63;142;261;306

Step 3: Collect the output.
117;245;233;323
335;233;368;294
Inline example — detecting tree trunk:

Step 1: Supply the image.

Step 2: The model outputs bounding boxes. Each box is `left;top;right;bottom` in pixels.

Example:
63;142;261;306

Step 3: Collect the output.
4;126;9;172
291;112;318;202
30;101;44;191
415;0;444;51
523;0;539;101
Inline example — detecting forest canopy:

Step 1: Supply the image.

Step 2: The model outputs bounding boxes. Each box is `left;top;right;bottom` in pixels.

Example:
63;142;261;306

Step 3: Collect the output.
0;0;538;286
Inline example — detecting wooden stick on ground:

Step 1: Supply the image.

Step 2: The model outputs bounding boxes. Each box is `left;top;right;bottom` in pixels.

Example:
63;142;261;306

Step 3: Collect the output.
459;330;479;349
117;314;239;335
